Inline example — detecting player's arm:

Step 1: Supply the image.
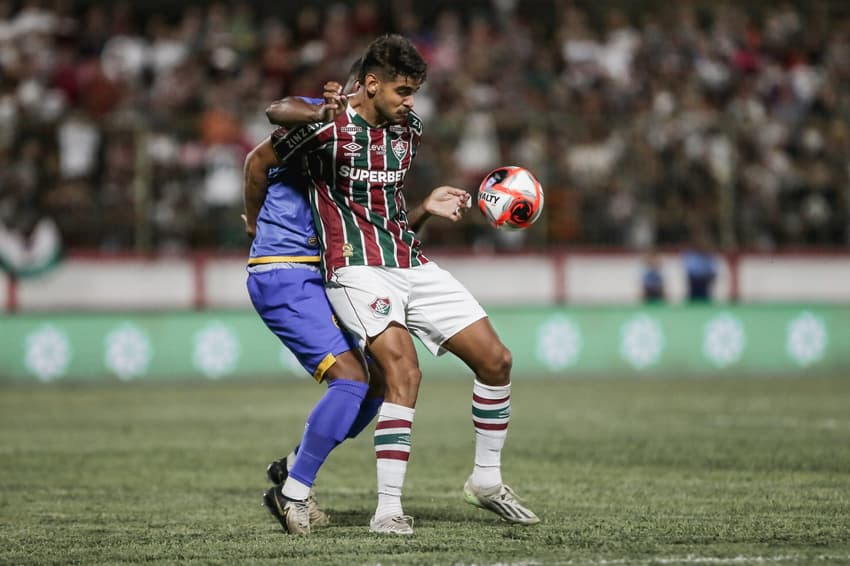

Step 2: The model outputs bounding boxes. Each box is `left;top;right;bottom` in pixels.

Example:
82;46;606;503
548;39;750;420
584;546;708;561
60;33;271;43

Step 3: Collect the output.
408;186;471;232
266;82;348;127
266;98;327;128
241;137;279;239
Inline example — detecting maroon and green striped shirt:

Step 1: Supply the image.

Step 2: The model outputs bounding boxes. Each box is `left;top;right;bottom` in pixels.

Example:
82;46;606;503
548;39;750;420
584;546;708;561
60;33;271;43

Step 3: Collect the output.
272;105;428;280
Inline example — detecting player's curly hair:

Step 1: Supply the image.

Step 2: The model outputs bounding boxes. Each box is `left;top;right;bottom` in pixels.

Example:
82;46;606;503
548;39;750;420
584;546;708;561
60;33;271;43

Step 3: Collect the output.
359;34;427;84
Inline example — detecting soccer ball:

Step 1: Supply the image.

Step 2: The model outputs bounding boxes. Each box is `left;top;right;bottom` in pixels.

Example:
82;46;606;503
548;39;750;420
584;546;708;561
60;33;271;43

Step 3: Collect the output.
477;166;544;230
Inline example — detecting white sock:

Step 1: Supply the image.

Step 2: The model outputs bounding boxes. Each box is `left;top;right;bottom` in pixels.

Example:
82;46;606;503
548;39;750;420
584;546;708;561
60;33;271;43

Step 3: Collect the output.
281;476;311;501
373;402;415;520
471;379;510;489
286;449;297;471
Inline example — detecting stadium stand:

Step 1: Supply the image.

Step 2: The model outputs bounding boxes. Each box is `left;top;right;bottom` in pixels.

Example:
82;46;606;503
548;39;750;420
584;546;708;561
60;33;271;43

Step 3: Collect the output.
0;0;847;255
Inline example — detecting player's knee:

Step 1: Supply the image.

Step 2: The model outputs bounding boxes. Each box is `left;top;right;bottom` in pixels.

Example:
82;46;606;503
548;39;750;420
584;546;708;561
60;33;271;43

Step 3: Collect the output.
324;350;368;382
477;345;512;386
390;366;421;388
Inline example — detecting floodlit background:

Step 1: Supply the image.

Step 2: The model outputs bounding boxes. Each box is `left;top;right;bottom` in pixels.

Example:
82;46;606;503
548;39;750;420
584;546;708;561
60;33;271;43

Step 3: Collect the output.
2;0;849;253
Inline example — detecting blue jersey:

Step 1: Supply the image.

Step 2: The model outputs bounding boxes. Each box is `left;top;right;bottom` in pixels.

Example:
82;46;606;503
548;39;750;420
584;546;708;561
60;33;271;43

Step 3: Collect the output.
248;97;323;266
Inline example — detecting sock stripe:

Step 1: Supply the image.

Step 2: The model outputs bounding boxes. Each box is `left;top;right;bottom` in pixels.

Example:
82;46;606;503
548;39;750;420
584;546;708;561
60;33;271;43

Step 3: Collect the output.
374;433;411;446
473;420;510;431
376;449;410;461
473;406;511;420
376;418;412;430
473;393;510;405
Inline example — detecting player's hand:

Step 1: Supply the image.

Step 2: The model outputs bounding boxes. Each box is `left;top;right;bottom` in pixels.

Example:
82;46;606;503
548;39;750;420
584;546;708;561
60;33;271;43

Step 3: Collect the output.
241;213;256;240
424;186;471;222
320;81;347;122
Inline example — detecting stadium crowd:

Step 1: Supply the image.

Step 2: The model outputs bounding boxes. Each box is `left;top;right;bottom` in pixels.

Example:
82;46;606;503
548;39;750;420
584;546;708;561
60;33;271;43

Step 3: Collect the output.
0;0;848;258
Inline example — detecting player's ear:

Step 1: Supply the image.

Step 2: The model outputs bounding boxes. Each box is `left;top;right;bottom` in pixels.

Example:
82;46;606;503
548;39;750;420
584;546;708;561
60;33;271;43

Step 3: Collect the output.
365;73;379;96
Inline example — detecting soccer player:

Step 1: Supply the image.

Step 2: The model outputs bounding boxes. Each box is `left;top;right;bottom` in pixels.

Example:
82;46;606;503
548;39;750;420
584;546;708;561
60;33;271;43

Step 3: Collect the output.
273;34;539;534
244;63;470;535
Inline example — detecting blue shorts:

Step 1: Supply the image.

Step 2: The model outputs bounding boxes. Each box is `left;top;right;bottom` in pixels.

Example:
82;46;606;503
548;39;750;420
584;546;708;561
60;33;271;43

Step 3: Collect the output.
247;266;359;381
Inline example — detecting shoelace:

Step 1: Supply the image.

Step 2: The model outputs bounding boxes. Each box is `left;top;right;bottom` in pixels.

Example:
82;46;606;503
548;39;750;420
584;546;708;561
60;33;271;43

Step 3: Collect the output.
288;500;311;529
305;496;328;522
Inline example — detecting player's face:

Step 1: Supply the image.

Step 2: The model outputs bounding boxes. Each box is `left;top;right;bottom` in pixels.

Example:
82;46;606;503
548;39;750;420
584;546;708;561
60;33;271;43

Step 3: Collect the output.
373;75;421;124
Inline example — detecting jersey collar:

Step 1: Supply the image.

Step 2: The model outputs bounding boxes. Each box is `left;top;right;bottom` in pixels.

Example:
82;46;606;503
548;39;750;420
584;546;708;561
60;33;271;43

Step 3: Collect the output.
346;103;384;130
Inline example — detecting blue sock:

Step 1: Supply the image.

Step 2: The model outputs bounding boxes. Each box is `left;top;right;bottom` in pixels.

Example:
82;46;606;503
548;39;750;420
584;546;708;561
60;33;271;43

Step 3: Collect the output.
289;395;382;455
288;379;369;488
347;396;383;439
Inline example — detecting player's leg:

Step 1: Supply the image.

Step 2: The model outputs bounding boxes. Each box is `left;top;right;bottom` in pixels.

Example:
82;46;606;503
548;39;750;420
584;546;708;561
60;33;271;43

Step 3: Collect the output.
267;348;385;482
325;267;420;534
346;354;386;438
439;324;514;482
407;263;539;525
284;349;369;500
248;266;370;533
365;323;421;532
443;316;539;524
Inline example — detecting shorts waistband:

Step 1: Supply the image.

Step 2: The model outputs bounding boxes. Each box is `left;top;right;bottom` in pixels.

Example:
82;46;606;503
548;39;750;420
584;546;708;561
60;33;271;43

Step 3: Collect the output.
247;262;321;274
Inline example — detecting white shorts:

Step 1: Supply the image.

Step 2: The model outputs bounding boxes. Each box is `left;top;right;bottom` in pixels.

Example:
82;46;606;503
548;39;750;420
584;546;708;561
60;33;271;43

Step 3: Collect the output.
325;262;487;356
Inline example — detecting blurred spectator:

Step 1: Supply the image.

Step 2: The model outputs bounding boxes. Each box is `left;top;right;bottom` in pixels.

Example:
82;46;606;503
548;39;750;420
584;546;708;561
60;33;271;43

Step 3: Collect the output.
0;159;62;277
0;0;847;252
641;252;665;303
682;232;718;302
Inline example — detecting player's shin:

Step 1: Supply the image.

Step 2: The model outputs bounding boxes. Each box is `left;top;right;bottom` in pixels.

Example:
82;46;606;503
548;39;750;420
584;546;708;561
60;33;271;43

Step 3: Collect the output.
283;379;369;500
373;402;414;521
347;396;384;439
471;379;511;489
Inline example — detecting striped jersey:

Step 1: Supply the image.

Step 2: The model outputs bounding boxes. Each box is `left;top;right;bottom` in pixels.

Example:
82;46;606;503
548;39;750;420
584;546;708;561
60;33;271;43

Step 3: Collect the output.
272;105;428;280
248;97;323;266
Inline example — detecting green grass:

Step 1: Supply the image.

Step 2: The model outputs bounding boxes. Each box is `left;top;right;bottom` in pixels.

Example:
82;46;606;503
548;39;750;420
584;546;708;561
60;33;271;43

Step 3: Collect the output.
1;377;850;565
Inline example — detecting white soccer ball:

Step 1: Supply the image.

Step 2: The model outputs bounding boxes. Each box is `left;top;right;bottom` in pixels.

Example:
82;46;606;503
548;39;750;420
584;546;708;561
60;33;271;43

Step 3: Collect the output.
477;166;544;230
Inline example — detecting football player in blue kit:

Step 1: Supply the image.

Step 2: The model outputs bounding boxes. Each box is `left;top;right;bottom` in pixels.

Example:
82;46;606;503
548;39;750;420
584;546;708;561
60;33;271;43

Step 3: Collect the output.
243;60;470;535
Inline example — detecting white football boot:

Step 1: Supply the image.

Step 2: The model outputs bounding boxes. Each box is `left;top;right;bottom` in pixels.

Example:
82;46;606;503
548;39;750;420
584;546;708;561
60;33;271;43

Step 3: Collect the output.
463;476;540;525
369;514;415;535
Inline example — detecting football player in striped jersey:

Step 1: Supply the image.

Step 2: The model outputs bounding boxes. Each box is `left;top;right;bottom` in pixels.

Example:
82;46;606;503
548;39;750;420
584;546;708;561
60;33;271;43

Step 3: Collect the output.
244;59;470;535
273;34;539;534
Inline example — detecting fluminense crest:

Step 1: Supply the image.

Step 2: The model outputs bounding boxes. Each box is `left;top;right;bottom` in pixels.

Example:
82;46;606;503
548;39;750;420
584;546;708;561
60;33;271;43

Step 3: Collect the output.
369;297;391;317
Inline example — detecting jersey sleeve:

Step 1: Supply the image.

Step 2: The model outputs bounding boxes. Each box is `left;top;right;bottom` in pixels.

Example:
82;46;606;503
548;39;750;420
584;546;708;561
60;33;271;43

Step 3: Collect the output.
271;122;329;163
407;110;423;151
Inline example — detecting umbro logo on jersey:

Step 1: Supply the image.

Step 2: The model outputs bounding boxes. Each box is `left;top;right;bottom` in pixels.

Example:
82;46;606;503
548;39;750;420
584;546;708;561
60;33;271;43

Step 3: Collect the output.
342;142;362;152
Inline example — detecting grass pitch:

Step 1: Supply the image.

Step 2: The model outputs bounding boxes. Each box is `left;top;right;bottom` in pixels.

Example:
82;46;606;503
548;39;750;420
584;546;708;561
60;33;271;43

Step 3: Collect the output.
1;376;849;565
